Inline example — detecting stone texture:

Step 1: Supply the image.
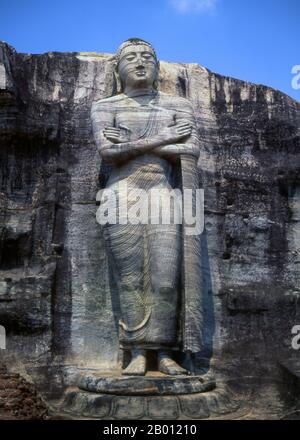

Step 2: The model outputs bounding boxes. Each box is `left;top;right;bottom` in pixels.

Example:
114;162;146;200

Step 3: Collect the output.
0;362;48;419
78;372;215;395
60;382;243;420
0;41;300;418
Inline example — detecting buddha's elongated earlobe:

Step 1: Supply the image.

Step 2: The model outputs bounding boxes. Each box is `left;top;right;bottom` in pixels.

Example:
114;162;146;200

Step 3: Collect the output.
153;61;160;90
113;63;123;94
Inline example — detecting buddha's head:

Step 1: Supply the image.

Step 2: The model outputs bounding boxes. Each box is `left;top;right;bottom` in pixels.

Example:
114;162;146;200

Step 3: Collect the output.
114;38;160;93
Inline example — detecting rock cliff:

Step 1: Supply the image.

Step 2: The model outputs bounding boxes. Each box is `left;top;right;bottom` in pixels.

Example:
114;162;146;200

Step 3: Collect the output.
0;41;300;418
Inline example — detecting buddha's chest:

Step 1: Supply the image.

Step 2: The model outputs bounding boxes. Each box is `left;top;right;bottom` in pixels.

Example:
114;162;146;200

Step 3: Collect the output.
114;105;176;139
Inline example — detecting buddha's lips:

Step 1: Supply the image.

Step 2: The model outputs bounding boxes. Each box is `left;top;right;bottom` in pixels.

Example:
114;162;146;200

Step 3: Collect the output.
135;70;146;76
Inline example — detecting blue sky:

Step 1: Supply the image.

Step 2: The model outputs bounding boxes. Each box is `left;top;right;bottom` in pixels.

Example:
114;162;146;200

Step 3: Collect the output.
1;0;299;101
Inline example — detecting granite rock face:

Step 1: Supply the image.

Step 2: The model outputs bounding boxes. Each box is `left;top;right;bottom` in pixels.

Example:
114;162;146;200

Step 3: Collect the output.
0;41;300;418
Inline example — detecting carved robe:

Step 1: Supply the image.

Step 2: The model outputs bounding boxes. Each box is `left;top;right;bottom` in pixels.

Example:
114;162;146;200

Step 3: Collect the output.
91;91;203;353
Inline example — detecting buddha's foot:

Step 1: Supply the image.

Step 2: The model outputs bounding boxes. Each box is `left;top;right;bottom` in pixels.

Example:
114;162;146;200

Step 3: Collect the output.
122;349;146;376
158;351;190;376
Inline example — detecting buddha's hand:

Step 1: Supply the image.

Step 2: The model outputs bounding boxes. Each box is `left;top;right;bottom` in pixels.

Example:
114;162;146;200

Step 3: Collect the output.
103;126;130;143
160;121;192;143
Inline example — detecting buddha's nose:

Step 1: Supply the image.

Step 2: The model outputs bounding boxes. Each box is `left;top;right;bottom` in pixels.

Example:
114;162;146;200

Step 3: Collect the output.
136;56;145;68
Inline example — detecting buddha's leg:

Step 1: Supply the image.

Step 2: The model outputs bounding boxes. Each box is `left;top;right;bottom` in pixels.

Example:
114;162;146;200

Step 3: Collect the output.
147;224;181;343
148;224;189;375
104;223;148;375
105;224;147;329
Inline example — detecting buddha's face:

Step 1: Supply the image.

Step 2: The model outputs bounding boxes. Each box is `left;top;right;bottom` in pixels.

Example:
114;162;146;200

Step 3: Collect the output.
117;44;158;91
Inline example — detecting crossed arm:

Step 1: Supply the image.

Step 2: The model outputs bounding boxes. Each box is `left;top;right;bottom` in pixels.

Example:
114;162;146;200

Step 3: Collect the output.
91;102;200;164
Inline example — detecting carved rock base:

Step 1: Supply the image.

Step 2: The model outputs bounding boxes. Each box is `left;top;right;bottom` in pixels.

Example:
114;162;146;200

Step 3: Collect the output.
56;379;246;419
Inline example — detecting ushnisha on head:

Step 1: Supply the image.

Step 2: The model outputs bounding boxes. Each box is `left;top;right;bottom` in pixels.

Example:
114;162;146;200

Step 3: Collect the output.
114;38;160;94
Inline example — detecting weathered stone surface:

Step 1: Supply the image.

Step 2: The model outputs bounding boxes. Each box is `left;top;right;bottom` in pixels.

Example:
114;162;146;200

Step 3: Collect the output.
58;382;243;419
78;372;215;395
0;40;300;418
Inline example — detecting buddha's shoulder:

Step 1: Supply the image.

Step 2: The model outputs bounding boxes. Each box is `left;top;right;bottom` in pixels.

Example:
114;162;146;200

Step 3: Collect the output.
156;91;194;111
